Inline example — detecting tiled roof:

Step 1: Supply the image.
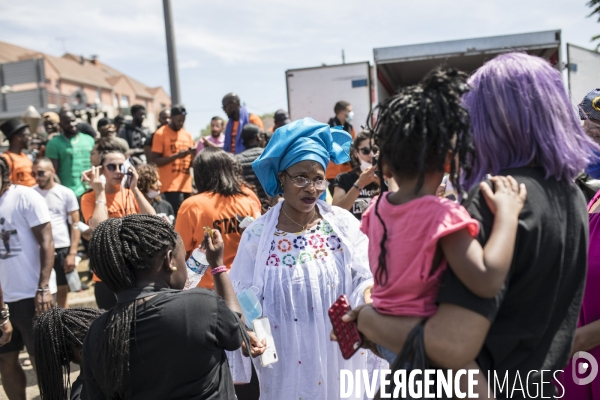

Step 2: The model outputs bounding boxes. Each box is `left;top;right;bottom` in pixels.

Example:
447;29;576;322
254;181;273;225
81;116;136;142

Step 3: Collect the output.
0;41;165;99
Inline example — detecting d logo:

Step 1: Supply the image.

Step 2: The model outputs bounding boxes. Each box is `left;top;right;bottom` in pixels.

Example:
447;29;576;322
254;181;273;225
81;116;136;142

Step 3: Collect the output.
572;351;598;385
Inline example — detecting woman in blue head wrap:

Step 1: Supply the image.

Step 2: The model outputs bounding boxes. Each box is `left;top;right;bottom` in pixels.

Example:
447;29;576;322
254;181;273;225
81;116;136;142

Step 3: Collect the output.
227;118;383;400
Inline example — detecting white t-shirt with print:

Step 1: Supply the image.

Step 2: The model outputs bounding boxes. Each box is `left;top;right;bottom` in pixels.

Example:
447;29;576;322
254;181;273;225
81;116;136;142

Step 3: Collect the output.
34;184;79;249
0;185;57;302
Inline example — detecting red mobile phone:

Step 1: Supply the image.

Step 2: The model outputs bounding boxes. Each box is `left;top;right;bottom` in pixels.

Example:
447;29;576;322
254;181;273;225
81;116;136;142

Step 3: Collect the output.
328;294;363;359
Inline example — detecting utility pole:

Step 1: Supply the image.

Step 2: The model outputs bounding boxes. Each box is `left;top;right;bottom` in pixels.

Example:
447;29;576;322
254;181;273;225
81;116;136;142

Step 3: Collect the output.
342;49;346;64
162;0;181;104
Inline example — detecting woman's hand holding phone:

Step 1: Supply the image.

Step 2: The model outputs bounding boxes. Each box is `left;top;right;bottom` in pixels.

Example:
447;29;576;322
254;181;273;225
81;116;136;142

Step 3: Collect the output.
128;164;138;189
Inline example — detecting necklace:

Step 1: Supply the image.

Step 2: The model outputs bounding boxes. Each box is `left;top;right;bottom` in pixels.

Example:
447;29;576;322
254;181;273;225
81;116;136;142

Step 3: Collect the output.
281;204;316;232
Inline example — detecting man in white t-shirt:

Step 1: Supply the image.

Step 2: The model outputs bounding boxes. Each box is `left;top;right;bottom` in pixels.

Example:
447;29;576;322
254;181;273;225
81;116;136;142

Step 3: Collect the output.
33;157;80;308
0;156;56;399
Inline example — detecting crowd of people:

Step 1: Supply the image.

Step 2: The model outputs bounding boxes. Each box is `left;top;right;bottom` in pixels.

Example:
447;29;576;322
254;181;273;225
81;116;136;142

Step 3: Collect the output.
0;53;599;400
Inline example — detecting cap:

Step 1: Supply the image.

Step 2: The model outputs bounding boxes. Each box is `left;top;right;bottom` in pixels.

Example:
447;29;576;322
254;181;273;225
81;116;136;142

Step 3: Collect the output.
274;109;291;125
171;104;187;116
42;111;60;123
578;89;600;121
97;117;114;131
0;118;28;140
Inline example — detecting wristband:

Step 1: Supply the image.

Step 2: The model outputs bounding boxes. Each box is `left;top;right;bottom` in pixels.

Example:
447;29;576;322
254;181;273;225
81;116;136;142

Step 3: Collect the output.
352;182;362;191
37;287;50;292
0;304;9;319
210;266;228;276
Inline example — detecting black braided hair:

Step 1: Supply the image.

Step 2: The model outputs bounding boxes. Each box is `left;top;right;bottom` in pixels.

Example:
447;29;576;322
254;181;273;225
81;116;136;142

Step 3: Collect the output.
33;307;104;400
88;214;178;399
0;156;10;188
367;67;475;286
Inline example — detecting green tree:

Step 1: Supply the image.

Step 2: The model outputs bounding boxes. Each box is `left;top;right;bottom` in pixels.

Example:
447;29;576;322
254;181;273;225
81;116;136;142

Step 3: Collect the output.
589;0;600;48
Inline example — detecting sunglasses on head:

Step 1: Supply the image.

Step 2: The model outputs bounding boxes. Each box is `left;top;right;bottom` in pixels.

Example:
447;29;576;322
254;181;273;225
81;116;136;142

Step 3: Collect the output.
31;171;46;178
359;146;378;156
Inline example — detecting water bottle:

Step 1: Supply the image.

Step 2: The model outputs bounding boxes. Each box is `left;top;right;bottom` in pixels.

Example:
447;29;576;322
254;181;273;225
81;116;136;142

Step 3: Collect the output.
65;270;82;292
237;288;262;328
184;248;210;290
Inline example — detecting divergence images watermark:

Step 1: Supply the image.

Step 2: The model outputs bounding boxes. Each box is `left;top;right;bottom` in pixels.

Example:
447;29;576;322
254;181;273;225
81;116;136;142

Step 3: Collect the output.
339;351;598;399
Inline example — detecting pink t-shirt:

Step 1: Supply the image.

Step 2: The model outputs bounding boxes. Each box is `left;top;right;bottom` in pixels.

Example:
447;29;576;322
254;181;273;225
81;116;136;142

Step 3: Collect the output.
360;194;479;317
196;134;225;153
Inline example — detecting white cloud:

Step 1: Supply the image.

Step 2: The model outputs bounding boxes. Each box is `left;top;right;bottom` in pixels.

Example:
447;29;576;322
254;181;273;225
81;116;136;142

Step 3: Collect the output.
179;59;199;69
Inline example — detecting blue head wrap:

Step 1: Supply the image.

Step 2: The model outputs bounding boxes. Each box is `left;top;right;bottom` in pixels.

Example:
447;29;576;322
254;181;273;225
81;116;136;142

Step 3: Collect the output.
252;117;352;198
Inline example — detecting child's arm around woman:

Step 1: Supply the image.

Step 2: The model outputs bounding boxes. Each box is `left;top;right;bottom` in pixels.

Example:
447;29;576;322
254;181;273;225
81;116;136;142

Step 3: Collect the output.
442;175;526;298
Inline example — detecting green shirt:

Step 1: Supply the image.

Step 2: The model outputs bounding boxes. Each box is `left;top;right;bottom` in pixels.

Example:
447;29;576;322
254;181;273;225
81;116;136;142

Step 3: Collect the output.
46;133;95;197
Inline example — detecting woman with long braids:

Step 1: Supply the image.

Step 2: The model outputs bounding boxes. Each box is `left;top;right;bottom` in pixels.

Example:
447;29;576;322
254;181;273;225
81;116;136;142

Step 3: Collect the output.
228;118;381;400
342;53;596;397
33;307;103;400
81;214;255;399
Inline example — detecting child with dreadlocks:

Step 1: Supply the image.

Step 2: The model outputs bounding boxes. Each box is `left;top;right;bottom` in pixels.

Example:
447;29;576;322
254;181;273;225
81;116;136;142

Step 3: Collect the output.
360;67;527;393
33;307;104;400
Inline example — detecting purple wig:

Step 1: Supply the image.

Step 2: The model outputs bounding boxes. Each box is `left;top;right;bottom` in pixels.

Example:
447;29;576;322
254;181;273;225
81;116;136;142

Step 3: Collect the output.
462;52;600;190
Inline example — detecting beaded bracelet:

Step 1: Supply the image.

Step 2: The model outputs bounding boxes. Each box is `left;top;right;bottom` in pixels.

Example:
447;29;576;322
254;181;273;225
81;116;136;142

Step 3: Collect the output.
211;266;228;276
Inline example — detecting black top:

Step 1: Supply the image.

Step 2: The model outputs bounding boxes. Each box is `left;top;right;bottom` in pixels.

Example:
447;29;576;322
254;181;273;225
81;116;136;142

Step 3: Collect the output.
119;123;152;150
327;116;353;135
71;374;83;400
152;198;175;219
77;122;97;139
333;170;377;220
82;287;242;400
235;147;266;206
437;167;588;399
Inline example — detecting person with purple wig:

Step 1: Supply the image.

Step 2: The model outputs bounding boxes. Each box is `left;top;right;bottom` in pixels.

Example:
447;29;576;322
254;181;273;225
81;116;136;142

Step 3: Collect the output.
341;52;598;398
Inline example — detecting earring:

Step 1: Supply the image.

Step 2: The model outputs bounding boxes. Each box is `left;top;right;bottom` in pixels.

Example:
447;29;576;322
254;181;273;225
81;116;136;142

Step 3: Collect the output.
170;266;177;271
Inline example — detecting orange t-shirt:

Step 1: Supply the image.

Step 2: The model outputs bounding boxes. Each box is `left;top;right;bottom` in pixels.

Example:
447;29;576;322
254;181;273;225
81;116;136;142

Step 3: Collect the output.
175;187;262;289
151;125;194;193
1;151;36;187
81;188;140;282
326;126;356;180
230;114;264;154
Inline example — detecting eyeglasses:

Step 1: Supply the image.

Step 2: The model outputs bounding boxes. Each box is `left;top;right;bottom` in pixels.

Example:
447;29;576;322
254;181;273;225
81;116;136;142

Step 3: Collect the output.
105;163;124;172
359;146;378;156
284;171;329;190
31;171;46;178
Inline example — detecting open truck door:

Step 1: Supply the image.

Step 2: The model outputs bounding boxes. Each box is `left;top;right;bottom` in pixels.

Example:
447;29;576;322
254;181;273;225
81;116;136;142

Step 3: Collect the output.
567;43;600;107
373;30;562;104
286;62;372;132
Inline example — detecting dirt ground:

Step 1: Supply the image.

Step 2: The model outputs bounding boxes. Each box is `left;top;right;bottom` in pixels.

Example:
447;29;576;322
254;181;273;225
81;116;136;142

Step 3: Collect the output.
0;260;97;400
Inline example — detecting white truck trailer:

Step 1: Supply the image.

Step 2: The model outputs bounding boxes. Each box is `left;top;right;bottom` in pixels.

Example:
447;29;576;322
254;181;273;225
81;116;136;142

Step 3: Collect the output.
285;61;372;132
285;30;600;130
374;30;600;107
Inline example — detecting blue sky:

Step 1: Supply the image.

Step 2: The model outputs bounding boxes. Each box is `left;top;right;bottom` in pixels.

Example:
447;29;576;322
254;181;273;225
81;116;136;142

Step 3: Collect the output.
1;0;599;135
